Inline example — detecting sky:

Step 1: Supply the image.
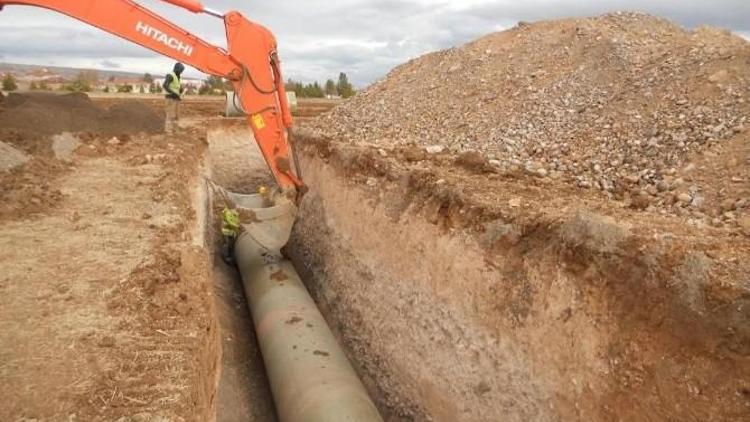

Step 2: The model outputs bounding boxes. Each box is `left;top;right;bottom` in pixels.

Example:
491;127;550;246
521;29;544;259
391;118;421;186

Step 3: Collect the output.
0;0;748;87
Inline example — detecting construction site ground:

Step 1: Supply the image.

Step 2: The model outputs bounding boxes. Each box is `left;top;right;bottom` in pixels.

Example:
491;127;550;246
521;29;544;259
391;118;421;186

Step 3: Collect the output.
0;93;331;421
1;14;750;422
289;15;750;421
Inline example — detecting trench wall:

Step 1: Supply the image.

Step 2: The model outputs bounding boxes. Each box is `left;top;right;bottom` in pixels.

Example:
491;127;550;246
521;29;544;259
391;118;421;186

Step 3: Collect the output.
287;147;750;422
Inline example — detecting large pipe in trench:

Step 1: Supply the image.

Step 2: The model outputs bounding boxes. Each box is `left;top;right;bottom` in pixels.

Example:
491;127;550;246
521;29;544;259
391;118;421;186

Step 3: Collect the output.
227;192;382;422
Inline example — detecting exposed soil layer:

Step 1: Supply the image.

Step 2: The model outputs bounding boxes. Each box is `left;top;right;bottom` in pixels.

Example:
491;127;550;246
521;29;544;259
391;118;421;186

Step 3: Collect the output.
293;18;750;419
0;94;348;421
288;133;750;421
0;103;218;421
0;92;164;136
205;125;278;421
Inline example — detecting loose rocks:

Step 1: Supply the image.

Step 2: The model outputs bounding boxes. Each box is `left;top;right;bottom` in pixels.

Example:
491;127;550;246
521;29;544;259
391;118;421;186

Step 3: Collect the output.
310;12;750;218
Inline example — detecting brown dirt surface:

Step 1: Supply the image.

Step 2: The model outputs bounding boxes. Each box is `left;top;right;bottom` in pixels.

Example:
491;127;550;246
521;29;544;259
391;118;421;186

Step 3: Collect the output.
0;103;218;421
309;12;749;223
0;130;70;222
290;131;750;421
0;140;30;171
291;13;750;421
0;92;164;136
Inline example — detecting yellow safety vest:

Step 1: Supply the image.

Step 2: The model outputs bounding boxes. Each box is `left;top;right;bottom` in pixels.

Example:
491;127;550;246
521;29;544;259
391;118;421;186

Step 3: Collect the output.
221;208;241;237
169;71;181;95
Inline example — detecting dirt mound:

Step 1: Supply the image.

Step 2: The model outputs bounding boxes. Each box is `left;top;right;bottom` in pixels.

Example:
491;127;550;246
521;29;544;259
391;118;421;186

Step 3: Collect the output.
0;92;164;136
312;12;749;221
104;102;165;133
0;155;67;221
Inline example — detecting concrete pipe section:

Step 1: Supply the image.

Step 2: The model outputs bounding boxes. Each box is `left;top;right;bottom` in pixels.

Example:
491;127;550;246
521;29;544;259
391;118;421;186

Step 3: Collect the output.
225;191;382;422
225;91;298;117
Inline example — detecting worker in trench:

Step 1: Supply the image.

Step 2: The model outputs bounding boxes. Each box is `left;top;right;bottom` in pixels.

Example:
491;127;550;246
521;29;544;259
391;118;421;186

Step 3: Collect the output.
220;187;270;265
163;62;185;135
221;206;241;265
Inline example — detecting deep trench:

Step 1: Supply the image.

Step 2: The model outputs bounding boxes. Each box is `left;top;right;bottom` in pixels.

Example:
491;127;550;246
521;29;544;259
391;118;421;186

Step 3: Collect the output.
197;122;750;422
202;126;395;421
202;127;277;421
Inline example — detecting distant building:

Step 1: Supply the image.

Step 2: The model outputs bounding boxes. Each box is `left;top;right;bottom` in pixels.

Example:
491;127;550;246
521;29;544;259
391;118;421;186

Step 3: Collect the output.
5;68;65;90
98;77;151;93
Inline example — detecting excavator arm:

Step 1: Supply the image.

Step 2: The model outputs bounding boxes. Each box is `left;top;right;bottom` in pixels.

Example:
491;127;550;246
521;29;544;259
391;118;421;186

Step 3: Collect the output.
0;0;303;194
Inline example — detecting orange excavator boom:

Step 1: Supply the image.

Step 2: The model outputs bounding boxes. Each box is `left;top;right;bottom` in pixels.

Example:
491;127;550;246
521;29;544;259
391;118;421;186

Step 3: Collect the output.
0;0;302;193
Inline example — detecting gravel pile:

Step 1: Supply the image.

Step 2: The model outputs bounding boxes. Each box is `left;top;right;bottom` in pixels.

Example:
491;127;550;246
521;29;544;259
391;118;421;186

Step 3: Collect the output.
311;12;749;217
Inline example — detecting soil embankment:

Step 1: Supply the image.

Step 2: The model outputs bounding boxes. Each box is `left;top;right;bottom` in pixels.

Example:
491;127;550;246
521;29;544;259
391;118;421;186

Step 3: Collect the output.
0;95;218;421
0;92;164;136
292;13;750;421
289;139;749;420
1;11;748;421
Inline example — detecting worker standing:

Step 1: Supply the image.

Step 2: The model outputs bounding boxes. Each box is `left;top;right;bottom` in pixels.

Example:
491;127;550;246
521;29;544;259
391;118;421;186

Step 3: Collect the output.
221;207;241;265
163;62;185;134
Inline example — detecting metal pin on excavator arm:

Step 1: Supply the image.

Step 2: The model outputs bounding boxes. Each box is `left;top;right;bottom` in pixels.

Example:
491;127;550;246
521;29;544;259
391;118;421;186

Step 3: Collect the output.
0;0;303;197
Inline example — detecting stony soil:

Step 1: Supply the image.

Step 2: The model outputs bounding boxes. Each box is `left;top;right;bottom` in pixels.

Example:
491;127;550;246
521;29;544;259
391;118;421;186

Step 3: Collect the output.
310;12;749;226
2;12;748;421
289;132;750;421
292;11;750;422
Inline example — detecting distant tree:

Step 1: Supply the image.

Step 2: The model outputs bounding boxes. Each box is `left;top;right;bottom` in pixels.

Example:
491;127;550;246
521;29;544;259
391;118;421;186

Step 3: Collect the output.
39;81;50;91
79;70;99;87
325;79;337;97
103;86;110;93
66;71;97;92
201;75;231;95
117;84;133;93
29;81;40;91
142;72;154;83
150;82;163;94
336;72;355;98
139;85;146;94
306;81;324;98
184;85;197;95
285;79;305;97
285;79;328;98
2;74;18;91
107;75;116;82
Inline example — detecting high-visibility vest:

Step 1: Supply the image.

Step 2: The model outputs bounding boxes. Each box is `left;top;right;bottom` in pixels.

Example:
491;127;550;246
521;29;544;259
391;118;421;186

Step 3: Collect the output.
221;208;241;236
169;71;181;94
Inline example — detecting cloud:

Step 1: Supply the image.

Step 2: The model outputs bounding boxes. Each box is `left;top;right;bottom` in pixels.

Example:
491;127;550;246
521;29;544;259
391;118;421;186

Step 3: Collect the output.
0;25;153;58
0;0;747;86
99;60;121;69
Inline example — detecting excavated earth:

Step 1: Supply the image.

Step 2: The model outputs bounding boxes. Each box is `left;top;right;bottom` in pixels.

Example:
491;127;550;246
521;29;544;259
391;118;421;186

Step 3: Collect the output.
0;94;334;422
294;12;750;422
2;12;749;422
0;107;217;420
0;92;164;136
